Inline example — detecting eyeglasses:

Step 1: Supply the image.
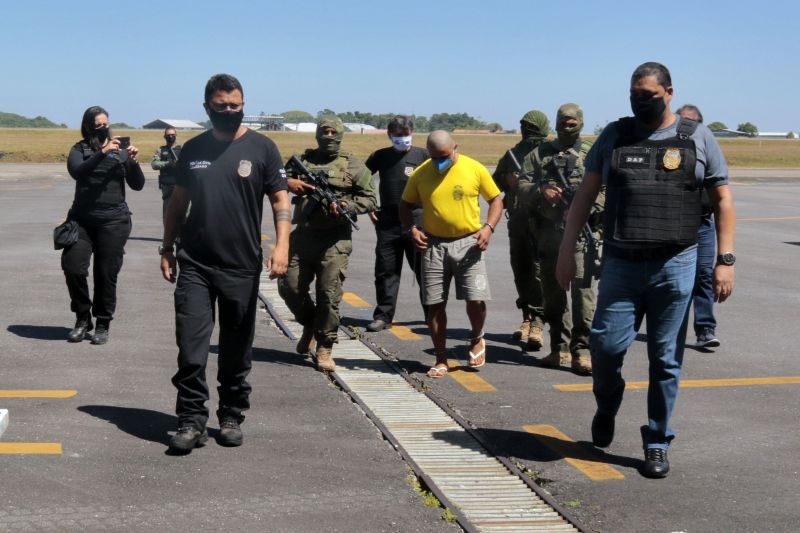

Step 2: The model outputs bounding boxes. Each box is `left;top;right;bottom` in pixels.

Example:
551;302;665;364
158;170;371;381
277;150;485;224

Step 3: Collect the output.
208;102;243;112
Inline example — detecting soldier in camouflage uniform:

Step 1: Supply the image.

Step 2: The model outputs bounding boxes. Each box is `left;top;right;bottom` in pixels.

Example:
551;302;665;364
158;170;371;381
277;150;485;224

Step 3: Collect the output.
278;116;377;372
525;103;603;375
150;127;182;220
492;110;549;351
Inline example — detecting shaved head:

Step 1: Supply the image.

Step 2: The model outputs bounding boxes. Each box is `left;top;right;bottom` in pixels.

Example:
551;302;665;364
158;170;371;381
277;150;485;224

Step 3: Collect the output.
426;130;455;152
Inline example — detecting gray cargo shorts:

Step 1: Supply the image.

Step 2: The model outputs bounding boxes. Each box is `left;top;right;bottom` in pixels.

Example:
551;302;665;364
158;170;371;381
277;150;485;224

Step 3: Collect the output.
422;233;491;305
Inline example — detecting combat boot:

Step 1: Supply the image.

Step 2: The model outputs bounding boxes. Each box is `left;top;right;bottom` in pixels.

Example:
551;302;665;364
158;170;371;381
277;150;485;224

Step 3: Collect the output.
512;320;531;341
67;316;93;343
296;325;316;355
571;353;592;375
526;324;544;351
541;351;570;368
314;343;336;372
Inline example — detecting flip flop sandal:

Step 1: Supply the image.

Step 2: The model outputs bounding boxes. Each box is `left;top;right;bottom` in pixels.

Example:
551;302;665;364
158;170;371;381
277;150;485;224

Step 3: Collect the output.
468;332;486;368
426;365;449;378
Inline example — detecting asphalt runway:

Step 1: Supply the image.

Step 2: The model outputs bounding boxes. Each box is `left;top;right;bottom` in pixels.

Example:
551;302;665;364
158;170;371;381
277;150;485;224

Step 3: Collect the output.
1;162;799;532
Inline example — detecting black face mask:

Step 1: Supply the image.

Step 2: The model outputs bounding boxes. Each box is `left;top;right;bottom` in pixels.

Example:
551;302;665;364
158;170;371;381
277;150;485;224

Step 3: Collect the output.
95;126;109;143
630;95;666;125
165;135;176;144
207;109;244;134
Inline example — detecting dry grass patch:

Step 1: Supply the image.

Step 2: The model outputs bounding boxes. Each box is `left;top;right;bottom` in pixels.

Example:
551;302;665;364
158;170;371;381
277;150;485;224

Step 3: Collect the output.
1;128;799;168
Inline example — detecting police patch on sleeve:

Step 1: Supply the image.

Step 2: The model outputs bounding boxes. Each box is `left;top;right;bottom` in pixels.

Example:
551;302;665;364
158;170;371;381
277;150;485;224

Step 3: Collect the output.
238;160;252;178
404;166;414;176
663;148;681;170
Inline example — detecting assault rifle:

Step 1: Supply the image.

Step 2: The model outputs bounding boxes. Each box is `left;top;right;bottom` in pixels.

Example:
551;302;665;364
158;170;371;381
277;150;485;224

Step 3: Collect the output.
286;155;360;230
549;156;602;288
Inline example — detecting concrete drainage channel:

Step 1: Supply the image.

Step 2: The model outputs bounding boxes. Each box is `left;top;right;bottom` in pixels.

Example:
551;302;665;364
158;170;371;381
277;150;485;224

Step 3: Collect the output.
259;274;584;532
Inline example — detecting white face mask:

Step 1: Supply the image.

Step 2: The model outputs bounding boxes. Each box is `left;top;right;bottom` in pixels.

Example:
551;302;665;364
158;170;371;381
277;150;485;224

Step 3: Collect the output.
390;135;412;152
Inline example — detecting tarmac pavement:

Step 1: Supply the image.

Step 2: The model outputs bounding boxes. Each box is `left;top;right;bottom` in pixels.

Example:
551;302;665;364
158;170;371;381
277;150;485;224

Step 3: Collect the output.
2;162;800;532
0;165;455;532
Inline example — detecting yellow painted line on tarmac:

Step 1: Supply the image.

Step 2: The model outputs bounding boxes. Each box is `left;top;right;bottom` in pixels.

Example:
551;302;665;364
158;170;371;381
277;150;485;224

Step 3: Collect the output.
342;292;371;308
0;443;62;455
737;215;800;222
261;234;272;241
446;361;497;393
522;424;624;481
0;390;77;398
554;376;800;392
389;324;422;341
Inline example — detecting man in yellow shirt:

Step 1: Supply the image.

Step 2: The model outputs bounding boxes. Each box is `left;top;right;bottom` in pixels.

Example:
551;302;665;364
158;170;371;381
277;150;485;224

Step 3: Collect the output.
400;130;503;377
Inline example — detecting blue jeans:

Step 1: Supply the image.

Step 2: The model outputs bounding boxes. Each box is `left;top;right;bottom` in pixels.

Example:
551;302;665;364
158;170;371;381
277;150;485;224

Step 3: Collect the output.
692;215;717;335
590;247;697;449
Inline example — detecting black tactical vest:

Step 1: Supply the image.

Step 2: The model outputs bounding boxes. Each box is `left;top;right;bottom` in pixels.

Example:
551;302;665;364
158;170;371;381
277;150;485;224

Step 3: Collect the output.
73;141;128;208
604;117;702;247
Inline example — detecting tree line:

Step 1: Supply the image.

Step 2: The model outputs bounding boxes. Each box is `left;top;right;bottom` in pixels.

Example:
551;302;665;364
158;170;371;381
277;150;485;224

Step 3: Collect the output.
279;110;504;132
0;112;66;128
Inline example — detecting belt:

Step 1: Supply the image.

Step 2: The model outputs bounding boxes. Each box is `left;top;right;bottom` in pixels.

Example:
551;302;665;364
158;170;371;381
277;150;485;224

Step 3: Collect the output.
605;244;688;261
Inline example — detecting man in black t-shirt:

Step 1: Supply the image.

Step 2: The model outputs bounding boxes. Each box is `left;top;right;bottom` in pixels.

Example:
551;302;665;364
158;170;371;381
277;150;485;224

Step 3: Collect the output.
159;74;291;454
365;116;429;332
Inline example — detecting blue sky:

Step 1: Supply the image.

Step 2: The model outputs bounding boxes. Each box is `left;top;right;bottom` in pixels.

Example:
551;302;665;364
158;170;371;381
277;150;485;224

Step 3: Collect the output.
2;0;798;131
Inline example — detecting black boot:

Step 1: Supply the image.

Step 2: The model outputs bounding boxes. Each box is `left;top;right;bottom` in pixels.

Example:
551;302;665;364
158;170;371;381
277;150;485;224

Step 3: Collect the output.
68;316;93;343
91;321;110;345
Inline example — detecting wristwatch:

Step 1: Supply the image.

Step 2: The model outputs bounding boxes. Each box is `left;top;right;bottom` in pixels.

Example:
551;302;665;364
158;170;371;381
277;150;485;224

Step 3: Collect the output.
716;251;735;266
158;244;175;255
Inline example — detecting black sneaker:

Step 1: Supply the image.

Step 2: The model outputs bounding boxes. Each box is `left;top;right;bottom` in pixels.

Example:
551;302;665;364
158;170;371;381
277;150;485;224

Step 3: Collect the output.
366;319;389;332
591;411;615;448
642;447;670;478
217;417;243;447
169;426;208;454
68;317;93;343
696;329;720;348
90;324;109;345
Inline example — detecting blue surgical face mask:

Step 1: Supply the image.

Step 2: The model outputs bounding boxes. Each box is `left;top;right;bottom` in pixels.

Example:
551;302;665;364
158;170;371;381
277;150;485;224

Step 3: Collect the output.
432;157;453;173
390;135;412;152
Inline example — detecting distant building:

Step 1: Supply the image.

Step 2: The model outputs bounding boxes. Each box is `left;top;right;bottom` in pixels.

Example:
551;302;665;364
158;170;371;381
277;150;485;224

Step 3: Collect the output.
282;122;318;133
242;115;284;131
142;119;205;130
713;129;750;138
343;123;380;134
713;129;799;139
756;131;798;139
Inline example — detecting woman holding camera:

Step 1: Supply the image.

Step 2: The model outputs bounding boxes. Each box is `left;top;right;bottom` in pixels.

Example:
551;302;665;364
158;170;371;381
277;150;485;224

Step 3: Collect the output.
62;106;145;345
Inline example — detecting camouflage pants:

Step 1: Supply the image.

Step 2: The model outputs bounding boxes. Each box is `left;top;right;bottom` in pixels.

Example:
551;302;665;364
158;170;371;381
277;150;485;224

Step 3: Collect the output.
535;223;598;357
507;212;544;327
278;228;351;344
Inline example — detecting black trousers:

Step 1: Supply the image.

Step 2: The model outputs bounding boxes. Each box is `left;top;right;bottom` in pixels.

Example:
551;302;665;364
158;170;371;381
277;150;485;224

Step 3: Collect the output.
61;214;131;323
373;223;426;322
172;254;260;430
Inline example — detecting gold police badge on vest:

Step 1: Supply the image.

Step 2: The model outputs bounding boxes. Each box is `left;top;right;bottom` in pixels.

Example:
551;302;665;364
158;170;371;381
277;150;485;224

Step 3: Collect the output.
663;148;681;170
238;160;252;178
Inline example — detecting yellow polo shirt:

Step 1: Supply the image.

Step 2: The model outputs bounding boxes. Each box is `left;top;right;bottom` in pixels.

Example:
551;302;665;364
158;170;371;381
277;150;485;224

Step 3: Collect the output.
402;154;500;238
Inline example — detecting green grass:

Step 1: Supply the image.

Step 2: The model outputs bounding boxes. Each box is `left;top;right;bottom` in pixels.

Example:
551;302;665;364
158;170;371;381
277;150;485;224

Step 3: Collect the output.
407;473;459;523
2;128;800;167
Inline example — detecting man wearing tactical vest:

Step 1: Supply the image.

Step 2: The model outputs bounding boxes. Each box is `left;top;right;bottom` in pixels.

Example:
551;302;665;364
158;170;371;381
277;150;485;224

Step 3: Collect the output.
491;110;549;351
150;127;182;220
556;62;735;478
524;103;601;376
278;116;377;372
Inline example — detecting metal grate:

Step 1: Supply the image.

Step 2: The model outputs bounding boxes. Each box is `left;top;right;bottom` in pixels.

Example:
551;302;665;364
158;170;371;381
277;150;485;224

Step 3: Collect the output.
259;275;581;532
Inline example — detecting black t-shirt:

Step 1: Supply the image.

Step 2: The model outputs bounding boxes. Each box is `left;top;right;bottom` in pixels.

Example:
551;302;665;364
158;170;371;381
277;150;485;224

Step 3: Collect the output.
176;129;287;271
365;146;428;224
